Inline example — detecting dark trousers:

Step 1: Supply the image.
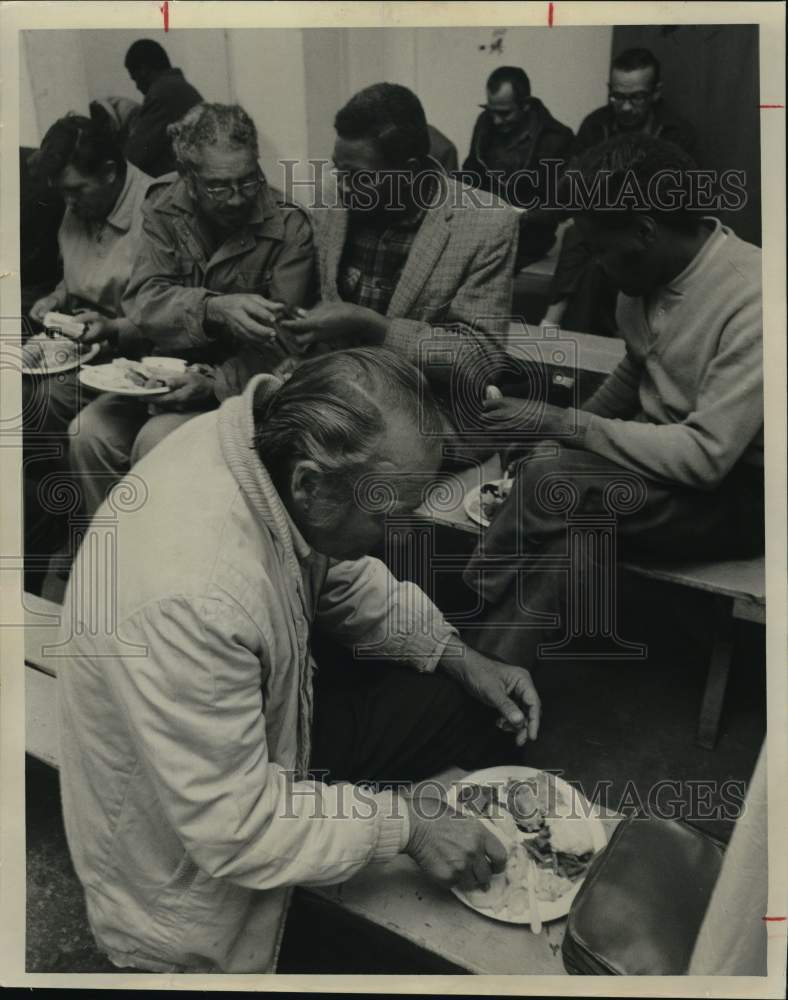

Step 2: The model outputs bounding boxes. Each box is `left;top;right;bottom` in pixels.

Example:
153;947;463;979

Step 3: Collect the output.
22;372;87;592
461;444;764;665
308;634;512;786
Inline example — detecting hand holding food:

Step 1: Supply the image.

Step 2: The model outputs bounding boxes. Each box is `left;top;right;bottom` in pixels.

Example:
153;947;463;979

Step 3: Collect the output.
43;310;88;340
453;771;601;922
205;293;284;344
403;796;508;892
30;292;66;325
149;369;217;412
71;311;119;346
279;301;388;349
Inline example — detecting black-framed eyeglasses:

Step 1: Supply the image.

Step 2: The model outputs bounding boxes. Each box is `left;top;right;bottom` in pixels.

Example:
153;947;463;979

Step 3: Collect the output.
478;103;521;115
608;90;653;106
194;168;265;203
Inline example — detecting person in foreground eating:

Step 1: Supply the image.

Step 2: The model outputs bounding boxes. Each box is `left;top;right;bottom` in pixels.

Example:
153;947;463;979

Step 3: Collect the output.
463;134;764;663
57;348;541;974
69;101;315;519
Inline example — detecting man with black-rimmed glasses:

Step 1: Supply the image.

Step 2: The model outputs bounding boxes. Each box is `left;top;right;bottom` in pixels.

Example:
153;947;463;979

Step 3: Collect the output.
69;102;315;520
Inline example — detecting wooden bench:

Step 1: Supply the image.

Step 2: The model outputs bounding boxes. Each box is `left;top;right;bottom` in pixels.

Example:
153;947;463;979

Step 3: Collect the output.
24;592;61;769
622;555;765;749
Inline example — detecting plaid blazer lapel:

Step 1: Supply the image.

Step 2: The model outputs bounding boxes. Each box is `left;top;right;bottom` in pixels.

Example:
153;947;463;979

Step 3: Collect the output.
387;201;451;318
317;208;348;301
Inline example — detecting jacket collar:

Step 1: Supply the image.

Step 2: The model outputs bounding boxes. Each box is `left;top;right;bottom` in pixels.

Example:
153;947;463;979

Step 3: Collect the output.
664;218;726;296
218;375;312;569
105;162;149;233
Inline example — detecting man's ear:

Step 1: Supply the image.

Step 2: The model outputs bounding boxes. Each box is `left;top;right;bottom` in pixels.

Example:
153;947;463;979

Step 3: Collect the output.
101;160;119;186
652;81;663;104
289;459;323;517
635;215;659;247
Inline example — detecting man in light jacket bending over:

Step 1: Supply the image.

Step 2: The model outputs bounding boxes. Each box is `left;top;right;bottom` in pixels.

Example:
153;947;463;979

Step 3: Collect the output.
57;348;541;974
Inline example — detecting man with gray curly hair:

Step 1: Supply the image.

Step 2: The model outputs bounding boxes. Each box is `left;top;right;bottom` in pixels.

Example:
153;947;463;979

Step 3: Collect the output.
70;101;315;519
59;347;541;973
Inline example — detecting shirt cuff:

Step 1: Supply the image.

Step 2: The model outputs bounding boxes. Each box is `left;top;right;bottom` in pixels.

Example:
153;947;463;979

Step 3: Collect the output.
563;406;593;448
402;617;462;673
368;790;411;863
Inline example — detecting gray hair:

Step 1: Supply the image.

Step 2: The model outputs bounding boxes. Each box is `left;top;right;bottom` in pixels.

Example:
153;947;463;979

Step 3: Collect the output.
254;348;445;507
167;102;259;172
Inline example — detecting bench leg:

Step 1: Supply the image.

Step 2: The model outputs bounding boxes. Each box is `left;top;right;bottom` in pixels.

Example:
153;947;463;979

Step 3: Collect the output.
696;596;735;750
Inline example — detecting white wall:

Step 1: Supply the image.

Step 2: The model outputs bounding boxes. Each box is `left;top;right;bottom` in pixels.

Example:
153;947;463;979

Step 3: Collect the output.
23;30;89;139
226;29;310;195
20;25;612;187
19;34;39;147
79;29;232;108
20;28;232;144
306;25;612;163
413;26;613;162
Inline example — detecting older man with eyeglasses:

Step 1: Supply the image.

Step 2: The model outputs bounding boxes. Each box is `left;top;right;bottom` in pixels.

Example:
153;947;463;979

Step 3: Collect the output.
69;102;315;521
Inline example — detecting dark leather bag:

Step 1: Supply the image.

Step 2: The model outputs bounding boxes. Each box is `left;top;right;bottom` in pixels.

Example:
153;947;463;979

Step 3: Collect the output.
562;816;725;975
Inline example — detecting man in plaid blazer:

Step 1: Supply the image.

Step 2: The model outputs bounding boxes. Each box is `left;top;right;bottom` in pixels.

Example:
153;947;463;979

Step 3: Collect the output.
281;83;519;399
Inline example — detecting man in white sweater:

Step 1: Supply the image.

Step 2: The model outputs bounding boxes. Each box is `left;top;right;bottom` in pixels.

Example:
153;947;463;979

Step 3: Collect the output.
463;134;763;663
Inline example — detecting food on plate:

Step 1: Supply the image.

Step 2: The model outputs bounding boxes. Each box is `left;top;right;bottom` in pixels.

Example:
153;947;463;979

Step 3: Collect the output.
42;311;87;340
455;772;596;914
109;358;173;390
22;342;47;369
546;814;595;857
22;335;83;370
479;479;512;522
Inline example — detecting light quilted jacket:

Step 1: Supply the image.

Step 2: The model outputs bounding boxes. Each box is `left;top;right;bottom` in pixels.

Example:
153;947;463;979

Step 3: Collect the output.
57;374;457;973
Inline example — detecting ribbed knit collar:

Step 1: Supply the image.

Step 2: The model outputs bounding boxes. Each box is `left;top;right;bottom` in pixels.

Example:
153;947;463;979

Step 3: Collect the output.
217;374;312;570
665;217;727;296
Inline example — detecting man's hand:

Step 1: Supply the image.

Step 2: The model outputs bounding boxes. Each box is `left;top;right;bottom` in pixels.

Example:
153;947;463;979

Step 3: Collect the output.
279;302;388;352
439;644;541;747
29;292;66;325
148;370;216;413
403;795;508;891
205;294;284;345
73;310;119;347
482;389;570;438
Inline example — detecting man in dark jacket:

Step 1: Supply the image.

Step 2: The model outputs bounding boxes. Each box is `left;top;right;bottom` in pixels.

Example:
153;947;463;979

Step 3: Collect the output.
573;47;696;157
123;39;202;177
461;66;574;267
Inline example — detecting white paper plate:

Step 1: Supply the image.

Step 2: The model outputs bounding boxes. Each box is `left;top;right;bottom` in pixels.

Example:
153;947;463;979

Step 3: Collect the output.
463;478;513;528
447;765;607;925
78;358;185;396
21;336;100;376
